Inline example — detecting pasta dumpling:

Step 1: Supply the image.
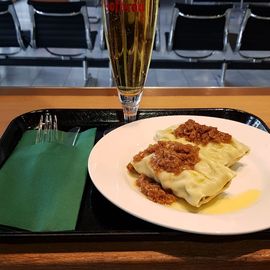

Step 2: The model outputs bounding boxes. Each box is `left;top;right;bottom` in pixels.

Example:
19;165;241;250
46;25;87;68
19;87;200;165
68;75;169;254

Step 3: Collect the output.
155;119;249;167
131;141;236;207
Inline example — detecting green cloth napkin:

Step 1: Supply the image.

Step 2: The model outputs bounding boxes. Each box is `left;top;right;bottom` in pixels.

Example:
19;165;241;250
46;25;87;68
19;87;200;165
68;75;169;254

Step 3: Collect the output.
0;128;96;232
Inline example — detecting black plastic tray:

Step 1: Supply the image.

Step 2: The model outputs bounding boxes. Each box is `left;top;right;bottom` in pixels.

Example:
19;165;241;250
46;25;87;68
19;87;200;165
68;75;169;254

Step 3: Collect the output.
0;108;270;243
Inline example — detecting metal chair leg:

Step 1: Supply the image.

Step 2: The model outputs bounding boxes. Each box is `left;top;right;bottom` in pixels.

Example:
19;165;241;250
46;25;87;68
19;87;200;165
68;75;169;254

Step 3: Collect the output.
220;62;227;86
109;63;115;87
83;60;88;82
83;60;96;86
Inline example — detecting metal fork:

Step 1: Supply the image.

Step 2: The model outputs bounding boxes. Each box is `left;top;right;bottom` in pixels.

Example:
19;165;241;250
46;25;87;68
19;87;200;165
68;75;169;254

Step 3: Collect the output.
35;113;80;146
35;113;58;144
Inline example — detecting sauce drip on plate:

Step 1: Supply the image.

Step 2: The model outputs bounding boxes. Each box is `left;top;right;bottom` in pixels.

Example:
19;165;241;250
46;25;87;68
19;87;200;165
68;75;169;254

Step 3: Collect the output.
171;189;261;214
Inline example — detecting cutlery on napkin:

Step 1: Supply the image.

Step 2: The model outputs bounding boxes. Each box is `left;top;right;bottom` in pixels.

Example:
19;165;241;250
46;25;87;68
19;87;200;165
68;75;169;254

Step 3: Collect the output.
0;128;96;232
35;113;81;146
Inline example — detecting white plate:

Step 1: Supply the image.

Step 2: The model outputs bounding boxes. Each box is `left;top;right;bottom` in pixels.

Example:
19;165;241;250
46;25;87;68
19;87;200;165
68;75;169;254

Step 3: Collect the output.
88;115;270;235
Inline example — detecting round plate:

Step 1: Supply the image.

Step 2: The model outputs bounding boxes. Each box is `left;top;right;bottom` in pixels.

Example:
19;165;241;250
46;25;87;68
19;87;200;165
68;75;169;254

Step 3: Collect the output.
88;115;270;235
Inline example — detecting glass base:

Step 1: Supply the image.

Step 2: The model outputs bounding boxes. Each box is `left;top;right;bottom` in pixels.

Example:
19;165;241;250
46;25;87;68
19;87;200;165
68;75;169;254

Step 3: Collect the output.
118;91;143;122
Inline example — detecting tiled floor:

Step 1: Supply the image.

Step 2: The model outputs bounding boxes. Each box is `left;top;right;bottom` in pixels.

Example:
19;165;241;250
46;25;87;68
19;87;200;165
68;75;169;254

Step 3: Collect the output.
1;0;270;88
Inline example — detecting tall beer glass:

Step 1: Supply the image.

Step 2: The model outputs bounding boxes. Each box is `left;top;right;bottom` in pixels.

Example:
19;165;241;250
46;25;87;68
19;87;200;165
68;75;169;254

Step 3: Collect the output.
102;0;159;122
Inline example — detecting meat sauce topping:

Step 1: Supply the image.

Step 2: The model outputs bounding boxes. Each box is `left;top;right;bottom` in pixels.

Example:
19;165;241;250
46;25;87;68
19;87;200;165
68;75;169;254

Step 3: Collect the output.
133;141;200;175
173;119;232;145
136;174;177;205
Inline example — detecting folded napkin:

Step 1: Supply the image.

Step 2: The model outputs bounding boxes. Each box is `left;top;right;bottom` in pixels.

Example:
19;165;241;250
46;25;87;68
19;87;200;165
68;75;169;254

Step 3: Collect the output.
0;128;96;232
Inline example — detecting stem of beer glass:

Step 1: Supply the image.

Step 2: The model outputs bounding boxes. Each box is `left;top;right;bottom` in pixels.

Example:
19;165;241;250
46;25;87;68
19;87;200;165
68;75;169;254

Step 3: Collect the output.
118;90;143;122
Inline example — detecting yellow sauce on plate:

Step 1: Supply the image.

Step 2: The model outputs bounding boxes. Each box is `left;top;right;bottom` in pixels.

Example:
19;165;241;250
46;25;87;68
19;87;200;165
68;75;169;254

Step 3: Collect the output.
171;189;261;214
129;174;260;215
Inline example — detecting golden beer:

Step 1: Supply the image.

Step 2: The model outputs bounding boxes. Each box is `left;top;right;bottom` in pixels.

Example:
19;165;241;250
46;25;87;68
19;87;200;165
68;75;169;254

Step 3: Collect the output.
103;0;159;96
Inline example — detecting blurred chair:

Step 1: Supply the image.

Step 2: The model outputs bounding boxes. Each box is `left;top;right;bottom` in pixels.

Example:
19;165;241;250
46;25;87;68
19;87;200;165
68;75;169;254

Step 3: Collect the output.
27;0;97;84
243;0;270;3
235;4;270;61
0;0;29;57
154;10;161;52
166;3;232;86
191;0;241;2
86;0;101;23
189;0;244;9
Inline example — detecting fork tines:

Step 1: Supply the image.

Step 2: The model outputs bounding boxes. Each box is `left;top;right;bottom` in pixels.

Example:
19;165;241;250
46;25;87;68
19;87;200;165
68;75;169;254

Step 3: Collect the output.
35;113;58;144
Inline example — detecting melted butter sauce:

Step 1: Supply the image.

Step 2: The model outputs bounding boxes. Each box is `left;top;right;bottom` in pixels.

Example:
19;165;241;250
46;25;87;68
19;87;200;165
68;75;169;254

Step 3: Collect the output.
171;189;261;215
128;173;260;215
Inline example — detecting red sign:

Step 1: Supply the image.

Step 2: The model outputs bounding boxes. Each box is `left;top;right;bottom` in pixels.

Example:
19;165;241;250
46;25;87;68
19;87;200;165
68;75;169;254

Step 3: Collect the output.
105;0;145;13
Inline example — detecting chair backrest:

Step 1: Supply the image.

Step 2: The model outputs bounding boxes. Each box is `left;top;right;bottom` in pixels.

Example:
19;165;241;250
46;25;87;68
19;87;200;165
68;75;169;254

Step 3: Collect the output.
236;5;270;51
244;0;270;3
167;3;232;52
192;0;240;2
27;0;93;50
86;0;101;7
0;0;26;49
